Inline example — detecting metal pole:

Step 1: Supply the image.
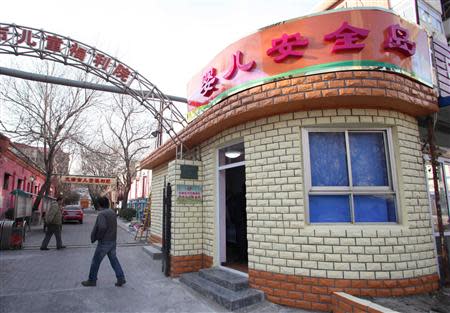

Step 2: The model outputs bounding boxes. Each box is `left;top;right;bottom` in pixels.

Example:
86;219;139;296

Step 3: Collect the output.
428;116;450;286
166;183;172;277
0;66;188;103
157;99;163;147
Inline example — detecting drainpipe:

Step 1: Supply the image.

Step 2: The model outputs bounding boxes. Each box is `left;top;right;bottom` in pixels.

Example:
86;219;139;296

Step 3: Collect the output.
415;0;420;25
427;115;450;286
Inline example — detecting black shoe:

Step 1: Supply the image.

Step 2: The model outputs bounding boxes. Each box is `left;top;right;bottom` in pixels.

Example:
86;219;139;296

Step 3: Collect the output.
81;280;96;287
40;247;49;250
115;278;126;287
57;246;66;250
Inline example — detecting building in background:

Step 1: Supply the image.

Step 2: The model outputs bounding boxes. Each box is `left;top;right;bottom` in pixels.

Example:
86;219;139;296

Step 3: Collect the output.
0;133;52;218
442;0;450;43
13;141;70;197
313;0;445;43
127;165;152;220
13;142;70;176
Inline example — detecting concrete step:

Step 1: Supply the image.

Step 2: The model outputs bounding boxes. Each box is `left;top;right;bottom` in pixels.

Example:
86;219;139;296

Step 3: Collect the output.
141;245;162;260
180;272;264;311
199;268;248;291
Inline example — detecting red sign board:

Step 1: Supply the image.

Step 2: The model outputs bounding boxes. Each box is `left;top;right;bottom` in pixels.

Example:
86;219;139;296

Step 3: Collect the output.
187;8;432;121
61;175;116;186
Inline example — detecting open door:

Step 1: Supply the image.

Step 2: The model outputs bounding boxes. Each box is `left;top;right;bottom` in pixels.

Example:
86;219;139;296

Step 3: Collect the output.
218;142;247;273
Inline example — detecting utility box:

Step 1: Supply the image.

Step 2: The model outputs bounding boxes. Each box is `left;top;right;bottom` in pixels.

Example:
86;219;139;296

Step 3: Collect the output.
10;189;33;219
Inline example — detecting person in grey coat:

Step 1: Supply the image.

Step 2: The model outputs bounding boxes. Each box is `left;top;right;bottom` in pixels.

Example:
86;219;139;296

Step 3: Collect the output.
81;196;125;287
40;196;65;250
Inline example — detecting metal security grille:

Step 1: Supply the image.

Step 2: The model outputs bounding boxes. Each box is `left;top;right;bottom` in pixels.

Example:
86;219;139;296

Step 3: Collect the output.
162;182;172;276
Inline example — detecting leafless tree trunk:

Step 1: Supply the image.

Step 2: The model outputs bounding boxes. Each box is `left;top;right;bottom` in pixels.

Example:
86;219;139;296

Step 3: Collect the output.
0;62;99;210
101;95;154;211
79;143;122;209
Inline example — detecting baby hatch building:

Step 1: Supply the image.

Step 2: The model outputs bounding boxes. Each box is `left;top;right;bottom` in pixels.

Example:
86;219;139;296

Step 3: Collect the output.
141;8;441;311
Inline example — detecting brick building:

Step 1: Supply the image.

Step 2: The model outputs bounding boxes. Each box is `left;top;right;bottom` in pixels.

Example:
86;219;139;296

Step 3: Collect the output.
140;8;441;311
314;0;450;257
0;134;50;218
127;166;151;220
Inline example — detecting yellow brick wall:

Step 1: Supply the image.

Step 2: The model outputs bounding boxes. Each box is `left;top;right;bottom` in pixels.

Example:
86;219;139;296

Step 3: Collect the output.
151;108;438;279
167;159;204;256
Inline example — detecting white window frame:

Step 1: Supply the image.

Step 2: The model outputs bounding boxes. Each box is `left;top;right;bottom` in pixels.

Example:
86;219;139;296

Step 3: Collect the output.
302;127;399;224
417;0;444;35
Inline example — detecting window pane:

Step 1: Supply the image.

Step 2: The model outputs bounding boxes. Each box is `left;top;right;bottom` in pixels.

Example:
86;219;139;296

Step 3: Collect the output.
349;132;389;186
354;195;397;222
309;132;348;186
309;195;351;223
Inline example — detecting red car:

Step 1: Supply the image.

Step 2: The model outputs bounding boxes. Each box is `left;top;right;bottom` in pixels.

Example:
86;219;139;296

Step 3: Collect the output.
62;205;84;224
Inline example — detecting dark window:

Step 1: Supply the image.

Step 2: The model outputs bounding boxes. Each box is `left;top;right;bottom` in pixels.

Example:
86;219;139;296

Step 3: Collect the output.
3;173;11;190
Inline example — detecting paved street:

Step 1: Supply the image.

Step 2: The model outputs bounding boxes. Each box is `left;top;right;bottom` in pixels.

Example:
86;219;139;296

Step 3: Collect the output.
0;210;312;313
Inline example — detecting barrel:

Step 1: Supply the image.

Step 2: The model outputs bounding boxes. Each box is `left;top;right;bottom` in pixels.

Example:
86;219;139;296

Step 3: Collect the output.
0;220;14;250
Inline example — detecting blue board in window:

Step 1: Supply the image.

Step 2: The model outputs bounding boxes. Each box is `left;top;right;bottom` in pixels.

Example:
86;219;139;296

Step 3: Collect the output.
354;195;397;222
309;195;351;223
309;132;349;187
349;132;389;186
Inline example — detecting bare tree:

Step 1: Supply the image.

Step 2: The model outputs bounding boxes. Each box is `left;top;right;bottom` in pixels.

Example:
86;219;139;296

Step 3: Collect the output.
101;95;154;211
0;62;99;210
79;143;122;208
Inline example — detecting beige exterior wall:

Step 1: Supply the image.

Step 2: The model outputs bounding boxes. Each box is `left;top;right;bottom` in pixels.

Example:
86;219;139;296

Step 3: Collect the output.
151;108;438;280
243;109;437;280
167;159;204;256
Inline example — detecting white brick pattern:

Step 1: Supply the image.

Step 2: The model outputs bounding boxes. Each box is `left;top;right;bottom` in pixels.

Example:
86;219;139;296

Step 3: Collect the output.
150;109;438;279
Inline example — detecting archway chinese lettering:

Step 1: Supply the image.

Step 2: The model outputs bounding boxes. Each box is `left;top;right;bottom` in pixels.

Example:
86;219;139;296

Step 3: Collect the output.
0;23;187;148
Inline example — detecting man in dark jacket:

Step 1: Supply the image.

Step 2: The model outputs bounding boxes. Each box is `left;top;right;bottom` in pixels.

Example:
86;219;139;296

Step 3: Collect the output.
81;196;125;287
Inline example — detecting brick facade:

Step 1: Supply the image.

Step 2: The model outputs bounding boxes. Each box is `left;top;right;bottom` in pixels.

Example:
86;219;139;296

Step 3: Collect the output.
249;268;439;311
171;254;213;277
149;234;162;245
167;159;204;257
0;134;48;217
332;292;401;313
147;71;439;309
151;108;439;279
142;71;437;170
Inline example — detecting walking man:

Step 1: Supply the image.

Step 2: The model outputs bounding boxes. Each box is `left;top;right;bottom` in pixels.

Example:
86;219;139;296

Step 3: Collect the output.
82;196;125;287
40;196;66;250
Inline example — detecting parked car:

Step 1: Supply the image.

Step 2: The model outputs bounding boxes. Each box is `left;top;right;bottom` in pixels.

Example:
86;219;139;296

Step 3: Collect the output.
62;205;83;224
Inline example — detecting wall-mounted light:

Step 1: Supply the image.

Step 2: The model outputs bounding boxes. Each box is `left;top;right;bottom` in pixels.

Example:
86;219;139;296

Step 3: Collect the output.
225;150;241;159
151;130;160;138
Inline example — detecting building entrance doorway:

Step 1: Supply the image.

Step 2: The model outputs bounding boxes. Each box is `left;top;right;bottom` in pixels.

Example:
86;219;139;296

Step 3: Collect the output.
217;142;247;273
225;166;247;270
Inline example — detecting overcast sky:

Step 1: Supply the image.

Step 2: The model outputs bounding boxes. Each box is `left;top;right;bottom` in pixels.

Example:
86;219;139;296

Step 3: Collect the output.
0;0;318;100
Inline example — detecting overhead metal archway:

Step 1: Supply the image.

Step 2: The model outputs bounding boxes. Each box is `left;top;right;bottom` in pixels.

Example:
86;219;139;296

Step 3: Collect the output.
0;23;188;148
